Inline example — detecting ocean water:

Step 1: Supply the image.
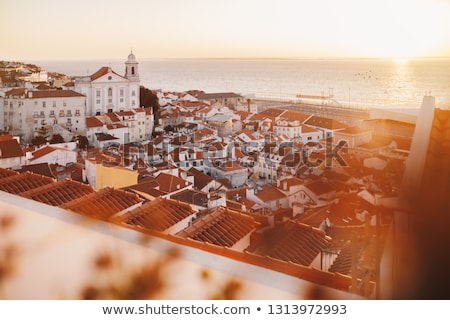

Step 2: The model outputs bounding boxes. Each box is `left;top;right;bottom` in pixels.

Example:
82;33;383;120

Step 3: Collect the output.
38;58;450;108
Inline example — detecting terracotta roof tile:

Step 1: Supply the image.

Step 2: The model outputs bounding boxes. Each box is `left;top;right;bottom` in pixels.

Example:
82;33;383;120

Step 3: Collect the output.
86;117;104;128
0;168;20;180
61;187;142;220
16;163;55;178
5;88;26;97
117;198;196;233
248;220;331;266
30;145;58;160
90;66;125;81
279;110;311;123
177;206;257;247
254;184;286;202
188;167;214;190
170;189;209;207
21;179;94;206
304;116;348;130
0;171;55;195
29;90;85;98
0;139;24;158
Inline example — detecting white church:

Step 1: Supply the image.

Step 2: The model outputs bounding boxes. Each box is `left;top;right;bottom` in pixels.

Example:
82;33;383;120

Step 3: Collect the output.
74;51;140;115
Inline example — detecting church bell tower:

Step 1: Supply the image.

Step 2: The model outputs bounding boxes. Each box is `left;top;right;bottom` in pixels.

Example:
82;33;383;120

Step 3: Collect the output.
125;50;139;81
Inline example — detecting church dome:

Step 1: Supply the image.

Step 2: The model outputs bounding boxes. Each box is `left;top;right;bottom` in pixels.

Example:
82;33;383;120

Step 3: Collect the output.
127;51;136;61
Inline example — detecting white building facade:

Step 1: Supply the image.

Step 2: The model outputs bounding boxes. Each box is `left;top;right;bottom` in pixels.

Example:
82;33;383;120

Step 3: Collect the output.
1;88;86;143
74;52;140;116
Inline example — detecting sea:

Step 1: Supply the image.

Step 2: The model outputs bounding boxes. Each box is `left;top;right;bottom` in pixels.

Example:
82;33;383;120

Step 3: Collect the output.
37;58;450;108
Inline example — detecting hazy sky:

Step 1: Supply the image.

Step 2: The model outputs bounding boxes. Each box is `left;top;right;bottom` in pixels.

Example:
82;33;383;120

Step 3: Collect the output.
2;0;450;61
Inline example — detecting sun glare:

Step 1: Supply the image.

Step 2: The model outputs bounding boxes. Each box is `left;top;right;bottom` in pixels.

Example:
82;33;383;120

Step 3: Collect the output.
393;58;408;64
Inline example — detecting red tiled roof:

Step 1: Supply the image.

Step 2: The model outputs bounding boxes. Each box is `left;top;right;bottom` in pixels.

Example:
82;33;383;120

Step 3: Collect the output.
155;172;191;193
30;146;58;160
170;189;209;207
304;116;348;130
21;179;95;207
0;168;20;180
0;171;55;195
86;116;104;128
105;112;121;123
61;187;142;220
188;167;214;190
16;163;55;178
305;180;335;195
218;161;246;172
279;110;311;123
248;220;331;266
116;111;134;117
117;197;196;232
90;66;125;81
301;125;320;133
5;88;26;97
177;206;258;247
29;90;85;98
258;108;286;118
254;184;286;202
0;139;24;158
106;123;127;130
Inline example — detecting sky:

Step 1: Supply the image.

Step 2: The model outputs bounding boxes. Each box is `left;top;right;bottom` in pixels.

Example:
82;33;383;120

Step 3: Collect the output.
2;0;450;61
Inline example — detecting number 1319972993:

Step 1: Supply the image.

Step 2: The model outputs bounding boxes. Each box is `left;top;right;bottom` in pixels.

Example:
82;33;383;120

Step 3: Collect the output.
267;304;347;315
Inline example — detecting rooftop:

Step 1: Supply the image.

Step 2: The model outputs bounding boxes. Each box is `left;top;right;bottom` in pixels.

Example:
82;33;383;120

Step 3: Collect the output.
60;187;143;220
247;220;331;266
0;171;55;195
116;197;196;233
0;138;25;159
177;206;258;248
20;179;95;207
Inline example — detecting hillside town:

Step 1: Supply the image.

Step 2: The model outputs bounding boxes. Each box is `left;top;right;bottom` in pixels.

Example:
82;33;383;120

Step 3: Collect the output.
0;53;448;299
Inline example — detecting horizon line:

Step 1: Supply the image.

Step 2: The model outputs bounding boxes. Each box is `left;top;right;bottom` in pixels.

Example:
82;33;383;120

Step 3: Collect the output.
7;55;450;63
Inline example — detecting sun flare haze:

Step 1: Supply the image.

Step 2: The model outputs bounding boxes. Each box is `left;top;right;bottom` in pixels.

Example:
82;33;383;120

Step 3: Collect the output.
1;0;449;60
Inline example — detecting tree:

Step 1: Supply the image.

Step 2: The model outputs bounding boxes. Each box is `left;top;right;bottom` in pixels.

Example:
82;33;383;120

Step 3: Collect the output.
72;135;89;149
140;86;160;124
31;135;46;147
49;134;65;144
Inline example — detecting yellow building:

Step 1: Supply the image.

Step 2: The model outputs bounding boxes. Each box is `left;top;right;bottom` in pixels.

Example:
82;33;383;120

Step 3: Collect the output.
85;159;138;190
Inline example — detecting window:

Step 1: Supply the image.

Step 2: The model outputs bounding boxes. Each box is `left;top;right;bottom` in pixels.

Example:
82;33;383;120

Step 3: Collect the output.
131;90;135;96
96;90;101;97
42;101;46;108
75;109;80;116
59;110;65;117
120;89;124;96
67;110;72;117
40;111;45;117
63;100;67;107
49;110;55;117
52;101;56;107
96;100;100;104
108;88;112;97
